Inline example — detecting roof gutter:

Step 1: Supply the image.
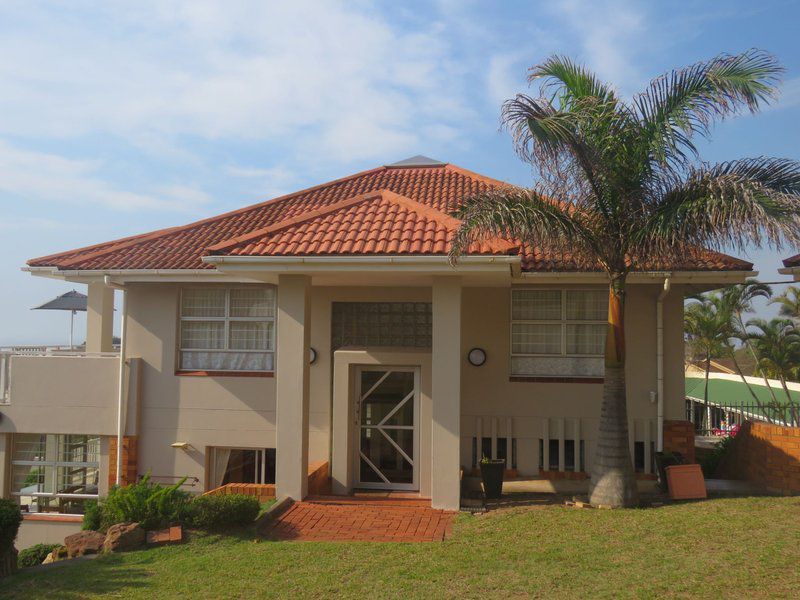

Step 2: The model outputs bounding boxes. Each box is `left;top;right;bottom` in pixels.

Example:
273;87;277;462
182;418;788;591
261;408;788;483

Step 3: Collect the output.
202;254;521;274
517;270;755;284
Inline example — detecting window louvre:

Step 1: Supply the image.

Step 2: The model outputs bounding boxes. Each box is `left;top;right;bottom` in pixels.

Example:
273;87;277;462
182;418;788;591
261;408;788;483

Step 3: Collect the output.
179;287;275;372
511;288;607;377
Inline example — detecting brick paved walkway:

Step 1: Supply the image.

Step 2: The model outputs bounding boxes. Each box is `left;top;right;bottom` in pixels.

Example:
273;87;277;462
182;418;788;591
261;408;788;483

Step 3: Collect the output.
261;496;455;542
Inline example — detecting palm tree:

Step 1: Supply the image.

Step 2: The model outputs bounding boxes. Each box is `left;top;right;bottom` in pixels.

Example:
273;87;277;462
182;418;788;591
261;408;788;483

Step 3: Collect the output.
449;50;800;507
748;318;800;426
685;296;731;431
719;280;779;420
771;286;800;319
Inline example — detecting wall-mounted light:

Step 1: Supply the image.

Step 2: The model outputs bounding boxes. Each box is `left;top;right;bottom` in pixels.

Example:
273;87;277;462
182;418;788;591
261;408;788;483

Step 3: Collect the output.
171;441;194;451
467;347;487;367
309;347;318;365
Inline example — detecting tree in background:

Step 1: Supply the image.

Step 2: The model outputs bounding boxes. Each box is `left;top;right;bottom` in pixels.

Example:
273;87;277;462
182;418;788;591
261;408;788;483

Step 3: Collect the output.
719;280;779;419
771;286;800;320
685;297;731;430
450;50;800;507
747;318;800;426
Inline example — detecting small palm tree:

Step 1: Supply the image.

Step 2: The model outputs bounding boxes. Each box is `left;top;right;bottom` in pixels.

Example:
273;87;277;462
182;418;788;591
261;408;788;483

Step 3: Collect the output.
685;296;732;430
771;286;800;319
719;280;779;419
450;50;800;507
747;318;800;426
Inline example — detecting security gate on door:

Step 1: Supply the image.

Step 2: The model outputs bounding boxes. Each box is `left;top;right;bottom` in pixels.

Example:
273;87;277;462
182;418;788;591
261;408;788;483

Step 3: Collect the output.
355;367;419;490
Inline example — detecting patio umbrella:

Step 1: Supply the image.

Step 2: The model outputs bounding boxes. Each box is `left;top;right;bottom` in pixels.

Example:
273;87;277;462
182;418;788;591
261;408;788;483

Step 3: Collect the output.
32;290;87;348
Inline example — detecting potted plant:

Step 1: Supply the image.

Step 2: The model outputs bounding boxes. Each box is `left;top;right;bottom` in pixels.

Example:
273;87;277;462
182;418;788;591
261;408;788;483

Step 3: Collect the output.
479;456;505;499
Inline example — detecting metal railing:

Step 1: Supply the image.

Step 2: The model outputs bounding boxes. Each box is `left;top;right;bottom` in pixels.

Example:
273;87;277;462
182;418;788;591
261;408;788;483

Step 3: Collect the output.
686;396;800;435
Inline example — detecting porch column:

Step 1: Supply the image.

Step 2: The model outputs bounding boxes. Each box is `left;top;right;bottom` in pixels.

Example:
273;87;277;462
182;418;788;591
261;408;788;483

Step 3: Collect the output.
86;282;114;352
275;274;311;500
431;276;461;510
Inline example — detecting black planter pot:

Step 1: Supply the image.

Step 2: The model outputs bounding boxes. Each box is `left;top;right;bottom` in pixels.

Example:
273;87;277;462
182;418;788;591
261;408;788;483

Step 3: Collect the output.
480;460;506;499
654;451;685;492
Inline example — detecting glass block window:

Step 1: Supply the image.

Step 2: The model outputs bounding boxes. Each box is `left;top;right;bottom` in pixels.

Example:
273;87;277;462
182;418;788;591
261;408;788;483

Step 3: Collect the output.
511;288;608;377
11;434;100;515
331;302;432;349
179;287;275;372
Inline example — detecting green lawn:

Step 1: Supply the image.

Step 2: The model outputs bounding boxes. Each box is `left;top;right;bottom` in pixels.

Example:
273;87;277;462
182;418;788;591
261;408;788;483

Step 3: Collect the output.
2;497;799;599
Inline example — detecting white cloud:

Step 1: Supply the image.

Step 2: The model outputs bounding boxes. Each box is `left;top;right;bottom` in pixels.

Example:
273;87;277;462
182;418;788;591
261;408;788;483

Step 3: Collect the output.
773;77;800;111
546;0;648;96
0;0;473;164
487;53;529;108
0;140;211;212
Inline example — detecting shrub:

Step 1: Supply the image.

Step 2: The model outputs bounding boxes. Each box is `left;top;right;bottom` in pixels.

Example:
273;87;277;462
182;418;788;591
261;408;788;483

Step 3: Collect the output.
99;473;191;531
82;500;102;531
186;494;260;530
0;499;22;577
17;544;60;569
0;499;22;553
699;435;734;477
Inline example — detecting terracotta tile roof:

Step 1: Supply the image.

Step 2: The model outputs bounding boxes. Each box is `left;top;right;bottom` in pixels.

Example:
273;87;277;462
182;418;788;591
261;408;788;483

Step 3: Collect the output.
27;161;752;272
783;253;800;268
207;190;516;257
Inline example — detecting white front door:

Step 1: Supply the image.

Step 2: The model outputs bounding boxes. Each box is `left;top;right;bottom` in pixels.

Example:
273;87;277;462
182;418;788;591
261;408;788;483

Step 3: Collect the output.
355;367;419;490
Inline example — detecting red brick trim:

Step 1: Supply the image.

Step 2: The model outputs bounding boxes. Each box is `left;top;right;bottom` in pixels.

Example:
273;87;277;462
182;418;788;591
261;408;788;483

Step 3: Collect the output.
663;420;696;463
175;370;274;378
23;513;83;523
108;436;138;488
510;376;604;384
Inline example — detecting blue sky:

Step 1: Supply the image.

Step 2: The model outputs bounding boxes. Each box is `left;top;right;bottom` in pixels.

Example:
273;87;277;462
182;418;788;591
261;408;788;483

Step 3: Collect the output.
1;0;799;345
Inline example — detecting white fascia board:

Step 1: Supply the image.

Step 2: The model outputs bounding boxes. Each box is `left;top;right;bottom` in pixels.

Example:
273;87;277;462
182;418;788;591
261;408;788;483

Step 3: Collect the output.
777;266;800;280
516;270;756;284
22;266;260;284
202;254;520;274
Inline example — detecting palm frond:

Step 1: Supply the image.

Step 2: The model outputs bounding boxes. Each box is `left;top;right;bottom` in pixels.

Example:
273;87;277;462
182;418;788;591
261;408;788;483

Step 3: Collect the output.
635;49;783;165
448;187;602;267
639;157;800;255
530;55;617;108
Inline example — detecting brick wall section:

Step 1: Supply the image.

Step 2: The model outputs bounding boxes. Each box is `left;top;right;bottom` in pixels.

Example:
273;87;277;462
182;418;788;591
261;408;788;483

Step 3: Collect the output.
203;483;276;503
663;420;696;463
718;421;800;495
202;461;330;500
306;460;331;496
108;436;138;487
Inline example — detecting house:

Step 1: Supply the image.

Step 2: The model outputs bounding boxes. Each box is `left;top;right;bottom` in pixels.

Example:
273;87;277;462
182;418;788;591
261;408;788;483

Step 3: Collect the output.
0;156;753;547
779;254;800;280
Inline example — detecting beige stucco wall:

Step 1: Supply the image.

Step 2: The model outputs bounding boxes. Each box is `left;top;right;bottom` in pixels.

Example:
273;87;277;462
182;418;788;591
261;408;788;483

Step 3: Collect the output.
459;284;685;475
123;283;277;492
16;519;82;550
0;356;123;435
2;280;686;502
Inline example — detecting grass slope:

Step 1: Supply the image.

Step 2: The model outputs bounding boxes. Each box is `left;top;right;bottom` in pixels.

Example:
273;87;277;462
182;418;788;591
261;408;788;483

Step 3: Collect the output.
2;497;799;599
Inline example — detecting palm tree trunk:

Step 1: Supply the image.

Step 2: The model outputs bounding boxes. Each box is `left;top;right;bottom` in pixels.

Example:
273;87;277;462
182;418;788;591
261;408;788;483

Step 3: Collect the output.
730;353;773;424
738;311;781;420
589;273;639;508
704;351;712;433
778;376;799;427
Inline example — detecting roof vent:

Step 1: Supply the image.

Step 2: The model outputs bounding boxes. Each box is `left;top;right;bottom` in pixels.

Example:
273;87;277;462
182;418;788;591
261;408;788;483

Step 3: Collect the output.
386;155;447;168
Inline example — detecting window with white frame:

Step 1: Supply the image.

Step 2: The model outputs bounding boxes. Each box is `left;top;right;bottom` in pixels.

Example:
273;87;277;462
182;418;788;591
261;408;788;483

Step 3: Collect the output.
179;287;275;372
11;434;100;514
510;288;608;377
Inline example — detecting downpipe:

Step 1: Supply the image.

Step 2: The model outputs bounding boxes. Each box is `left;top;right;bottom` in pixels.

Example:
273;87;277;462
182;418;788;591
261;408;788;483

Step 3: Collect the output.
104;276;128;485
656;275;672;452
